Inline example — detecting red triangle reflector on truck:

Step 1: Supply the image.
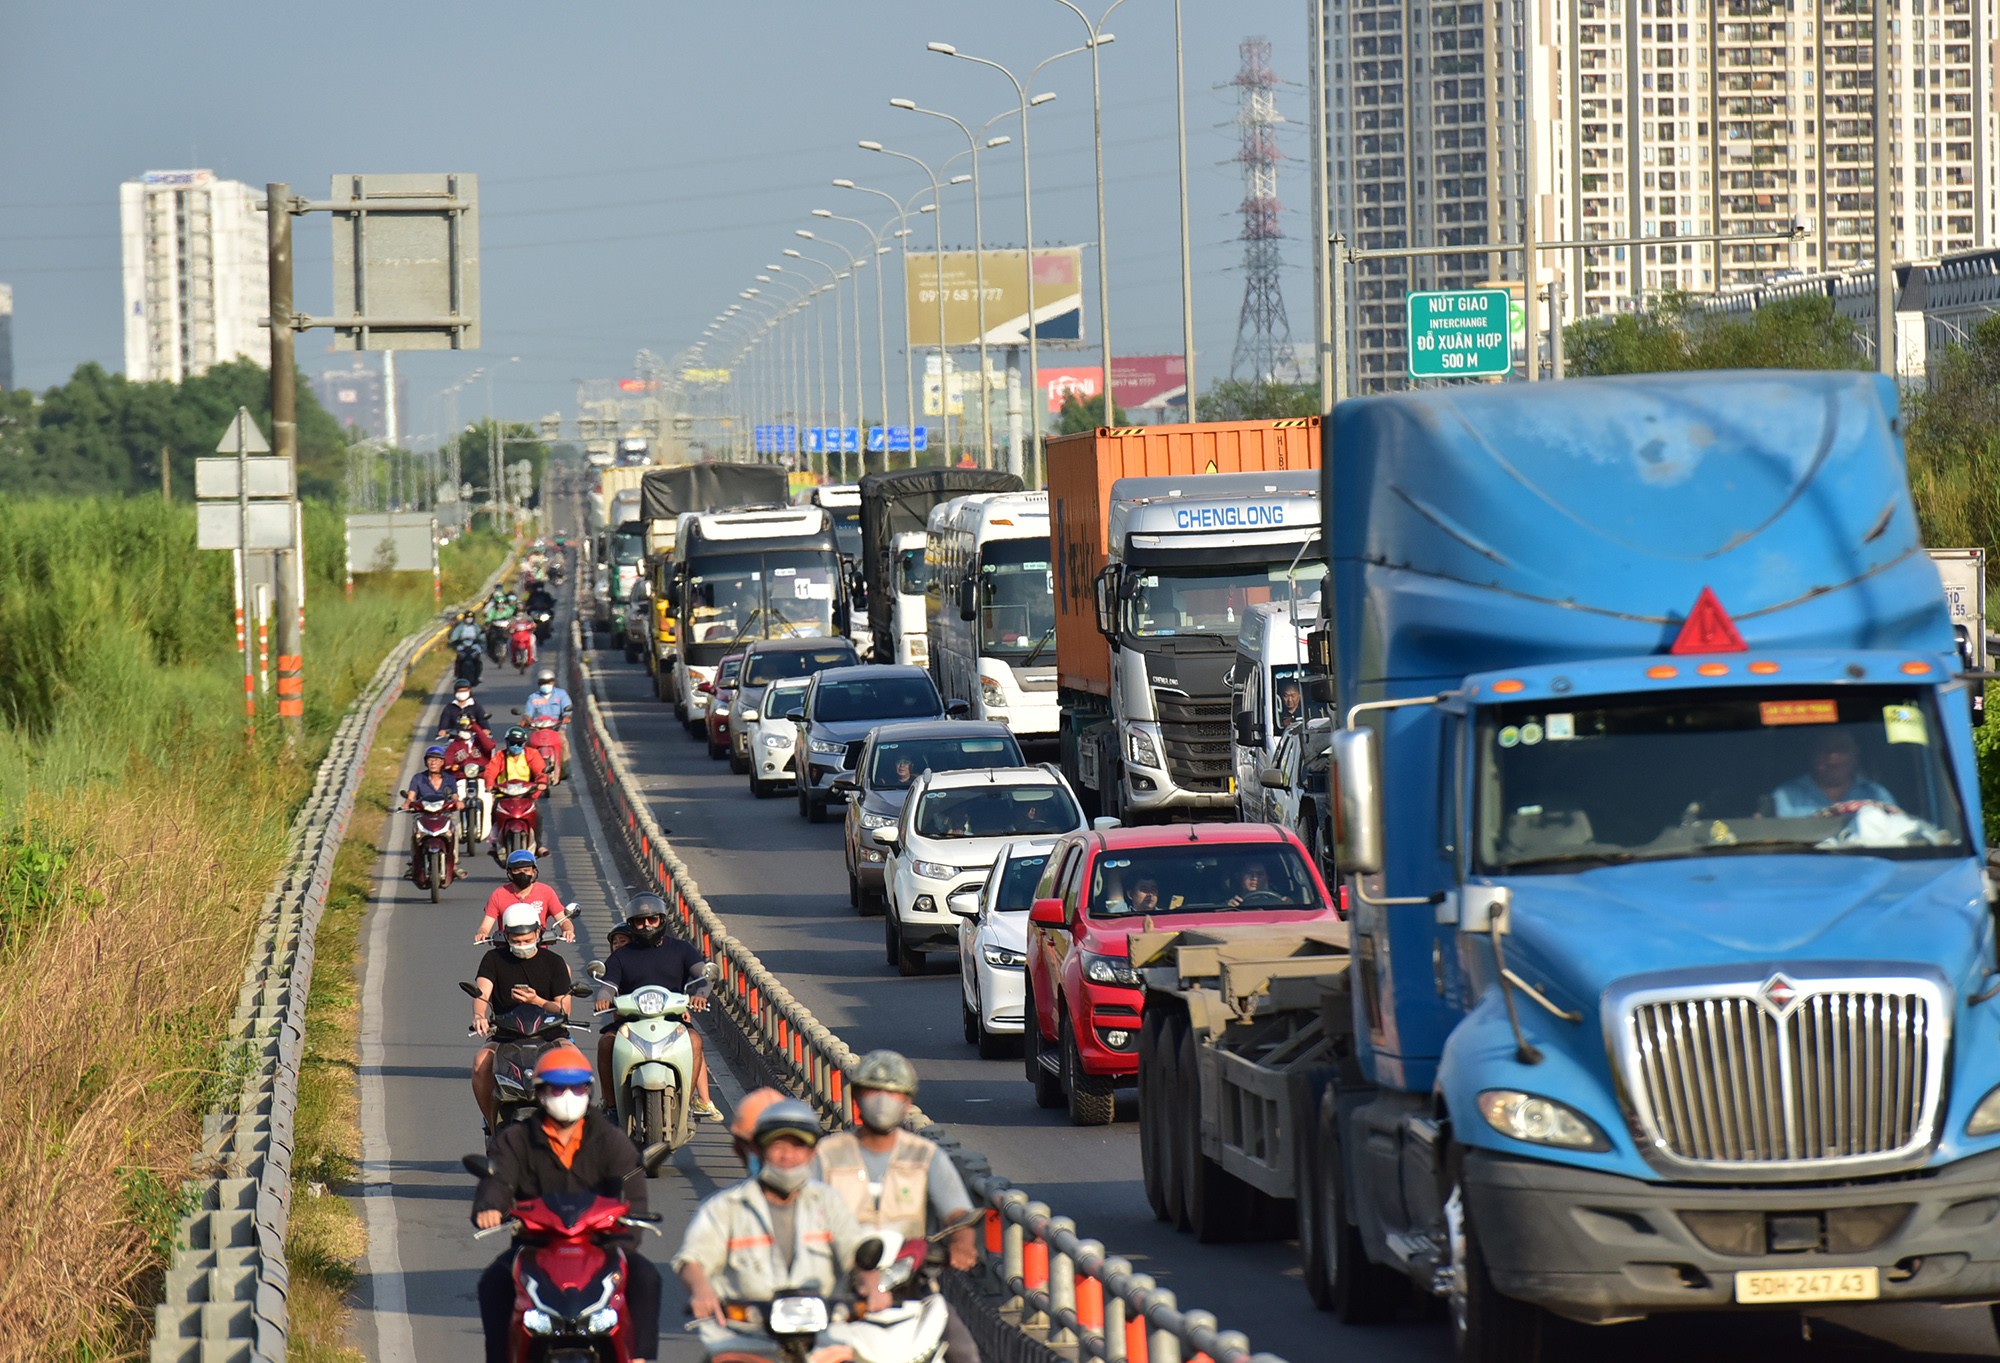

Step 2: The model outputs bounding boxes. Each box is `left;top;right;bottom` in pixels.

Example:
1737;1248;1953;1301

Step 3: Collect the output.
1669;586;1748;655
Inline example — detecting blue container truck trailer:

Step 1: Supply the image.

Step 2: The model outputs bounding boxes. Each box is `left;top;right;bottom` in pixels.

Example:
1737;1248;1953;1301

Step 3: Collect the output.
1134;371;2000;1361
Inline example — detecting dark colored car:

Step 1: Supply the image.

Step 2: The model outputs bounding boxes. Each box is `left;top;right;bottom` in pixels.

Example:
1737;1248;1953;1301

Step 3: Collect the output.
835;720;1026;914
787;664;967;823
724;637;861;776
702;652;745;761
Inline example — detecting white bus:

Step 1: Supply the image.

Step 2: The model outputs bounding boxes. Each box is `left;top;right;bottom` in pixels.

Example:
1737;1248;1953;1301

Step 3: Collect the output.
927;491;1058;742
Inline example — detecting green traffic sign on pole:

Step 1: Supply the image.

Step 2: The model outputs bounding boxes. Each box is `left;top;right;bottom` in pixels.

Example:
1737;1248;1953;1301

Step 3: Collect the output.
1406;289;1513;378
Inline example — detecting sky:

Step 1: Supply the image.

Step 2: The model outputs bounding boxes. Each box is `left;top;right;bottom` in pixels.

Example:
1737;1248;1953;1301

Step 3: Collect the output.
0;1;1315;439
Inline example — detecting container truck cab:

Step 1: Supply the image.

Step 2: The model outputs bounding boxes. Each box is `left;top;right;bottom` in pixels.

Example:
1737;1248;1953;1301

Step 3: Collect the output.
1229;595;1327;819
662;505;847;736
593;491;646;640
1310;372;1998;1360
796;481;864;565
930;491;1059;744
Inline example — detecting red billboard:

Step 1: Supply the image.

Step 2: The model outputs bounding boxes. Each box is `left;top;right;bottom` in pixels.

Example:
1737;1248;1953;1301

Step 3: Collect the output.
1111;355;1188;409
616;378;656;393
1038;366;1103;415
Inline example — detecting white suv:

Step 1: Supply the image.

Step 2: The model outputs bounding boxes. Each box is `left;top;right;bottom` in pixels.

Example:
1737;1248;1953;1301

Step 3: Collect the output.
872;765;1085;977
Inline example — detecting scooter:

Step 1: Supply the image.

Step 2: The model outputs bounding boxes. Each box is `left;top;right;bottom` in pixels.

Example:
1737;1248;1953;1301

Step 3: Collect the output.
590;961;712;1172
692;1237;937;1363
491;779;541;860
460;963;593;1134
455;640;486;688
534;610;556;645
510;618;538;673
457;763;492;854
486;619;510;665
406;791;460;902
523;714;566;785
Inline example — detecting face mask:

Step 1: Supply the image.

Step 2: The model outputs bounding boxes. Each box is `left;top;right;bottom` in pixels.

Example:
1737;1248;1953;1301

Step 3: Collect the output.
510;872;535;889
539;683;554;695
541;1090;589;1123
507;744;525;755
757;1159;810;1195
857;1093;909;1134
507;938;538;959
455;693;472;705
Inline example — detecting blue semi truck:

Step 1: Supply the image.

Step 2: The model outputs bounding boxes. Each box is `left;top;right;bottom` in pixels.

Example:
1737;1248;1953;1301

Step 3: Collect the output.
1135;371;1999;1360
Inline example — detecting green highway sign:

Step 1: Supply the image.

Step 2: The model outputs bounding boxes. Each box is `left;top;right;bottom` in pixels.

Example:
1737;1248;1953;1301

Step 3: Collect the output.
1406;289;1513;378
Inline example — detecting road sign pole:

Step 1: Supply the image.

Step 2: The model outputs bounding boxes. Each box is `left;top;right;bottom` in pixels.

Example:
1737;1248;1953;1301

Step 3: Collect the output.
266;183;304;743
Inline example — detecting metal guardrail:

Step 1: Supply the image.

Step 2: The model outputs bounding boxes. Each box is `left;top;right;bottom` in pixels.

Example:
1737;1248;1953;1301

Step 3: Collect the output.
566;622;1288;1363
150;559;513;1363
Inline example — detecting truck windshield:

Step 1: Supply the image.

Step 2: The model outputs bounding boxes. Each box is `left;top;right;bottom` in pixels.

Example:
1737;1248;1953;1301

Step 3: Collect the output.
829;506;862;561
1089;843;1323;916
897;547;932;596
979;540;1056;659
685;551;838;649
1271;664;1330;727
1128;560;1326;640
1474;686;1969;872
611;527;646;566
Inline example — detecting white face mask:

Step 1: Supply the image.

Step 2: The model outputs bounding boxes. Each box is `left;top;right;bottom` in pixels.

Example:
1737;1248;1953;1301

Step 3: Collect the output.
455;693;472;705
541;1090;589;1123
758;1160;811;1195
507;938;538;959
857;1093;909;1134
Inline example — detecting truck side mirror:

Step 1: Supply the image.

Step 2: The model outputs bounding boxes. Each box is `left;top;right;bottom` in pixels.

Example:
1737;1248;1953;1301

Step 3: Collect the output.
1330;727;1384;877
1233;711;1263;747
1093;568;1118;642
1258;766;1289;791
1307;628;1337;704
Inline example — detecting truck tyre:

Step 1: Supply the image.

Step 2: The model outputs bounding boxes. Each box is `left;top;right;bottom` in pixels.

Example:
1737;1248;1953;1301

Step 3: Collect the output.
1307;1086;1406;1321
1179;1027;1250;1243
1449;1169;1549;1363
1023;987;1065;1109
1140;1004;1188;1223
1062;1013;1117;1126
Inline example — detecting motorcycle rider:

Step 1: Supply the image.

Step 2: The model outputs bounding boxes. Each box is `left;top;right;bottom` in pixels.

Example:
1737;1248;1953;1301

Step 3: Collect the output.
483;726;550;857
812;1050;981;1363
449;611;486;686
472;1043;661;1363
471;903;575;1132
673;1100;888;1327
594;895;721;1122
524;667;573;782
441;679;494;738
474;849;575;944
402;746;462;884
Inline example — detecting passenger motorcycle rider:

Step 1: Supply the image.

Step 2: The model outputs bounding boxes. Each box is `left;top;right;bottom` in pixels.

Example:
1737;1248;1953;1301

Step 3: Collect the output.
812;1050;982;1363
402;746;462;884
672;1100;888;1329
441;680;495;738
449;612;486;685
474;849;575;945
523;668;574;781
440;710;495;761
470;903;575;1133
483;726;550;857
594;895;721;1122
472;1043;662;1363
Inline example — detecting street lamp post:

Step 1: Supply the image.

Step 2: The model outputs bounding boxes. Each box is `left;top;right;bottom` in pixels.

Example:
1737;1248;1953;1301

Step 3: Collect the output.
799;230;871;474
1053;0;1128;415
785;250;849;474
891;98;1008;469
812;210;905;472
836;181;935;465
861;141;973;462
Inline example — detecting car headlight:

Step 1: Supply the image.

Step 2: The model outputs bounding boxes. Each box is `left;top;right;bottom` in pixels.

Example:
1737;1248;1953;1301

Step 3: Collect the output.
859;810;898;830
1081;951;1143;987
584;1309;619;1335
980;677;1006;708
910;859;965;881
741;709;759;722
762;733;790;748
1968;1085;2000;1136
714;705;730;718
809;736;847;756
1127;727;1161;768
1476;1090;1610;1151
981;943;1027;969
522;1309;555;1336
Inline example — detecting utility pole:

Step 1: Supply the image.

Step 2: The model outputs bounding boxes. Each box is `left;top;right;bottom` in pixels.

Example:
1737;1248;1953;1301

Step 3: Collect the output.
265;182;304;743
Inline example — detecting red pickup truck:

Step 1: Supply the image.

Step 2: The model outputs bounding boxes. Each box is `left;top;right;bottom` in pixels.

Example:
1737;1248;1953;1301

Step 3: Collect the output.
1024;822;1340;1124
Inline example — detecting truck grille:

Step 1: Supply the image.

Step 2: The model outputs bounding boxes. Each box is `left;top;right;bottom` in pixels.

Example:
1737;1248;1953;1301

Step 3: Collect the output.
1616;974;1946;1177
1154;691;1231;792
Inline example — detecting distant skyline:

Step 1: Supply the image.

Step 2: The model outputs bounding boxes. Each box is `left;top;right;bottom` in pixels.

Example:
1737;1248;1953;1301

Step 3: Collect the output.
0;2;1311;441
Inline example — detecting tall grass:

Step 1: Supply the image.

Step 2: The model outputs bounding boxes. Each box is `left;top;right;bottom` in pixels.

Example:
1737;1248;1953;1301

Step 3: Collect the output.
0;496;504;1360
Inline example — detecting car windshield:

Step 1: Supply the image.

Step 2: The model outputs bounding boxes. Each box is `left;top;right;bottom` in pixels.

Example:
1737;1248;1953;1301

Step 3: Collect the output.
814;675;941;723
995;853;1052;912
743;645;857;685
1474;686;1970;873
979;539;1057;660
685;551;838;648
763;679;809;719
869;734;1024;789
717;657;743;688
1128;560;1326;640
897;547;932;595
915;783;1080;839
1089;843;1322;916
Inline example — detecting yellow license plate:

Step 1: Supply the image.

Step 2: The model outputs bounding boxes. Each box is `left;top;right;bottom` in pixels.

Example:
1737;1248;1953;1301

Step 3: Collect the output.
1733;1267;1879;1304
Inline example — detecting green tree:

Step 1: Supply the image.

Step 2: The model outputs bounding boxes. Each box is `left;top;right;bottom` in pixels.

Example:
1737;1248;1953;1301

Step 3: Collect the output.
448;420;551;510
1197;379;1322;421
1562;289;1868;377
1054;392;1127;434
1904;311;2000;553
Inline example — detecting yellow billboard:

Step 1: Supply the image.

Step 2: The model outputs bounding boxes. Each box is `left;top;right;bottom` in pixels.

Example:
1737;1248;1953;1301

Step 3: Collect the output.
905;247;1084;348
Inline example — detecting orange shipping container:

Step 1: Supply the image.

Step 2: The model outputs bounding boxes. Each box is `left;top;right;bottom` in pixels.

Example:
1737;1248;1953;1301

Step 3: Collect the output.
1045;418;1321;697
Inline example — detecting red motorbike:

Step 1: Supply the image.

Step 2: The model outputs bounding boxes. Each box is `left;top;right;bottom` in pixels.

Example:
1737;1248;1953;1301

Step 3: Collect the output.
525;715;566;785
463;1161;653;1363
406;790;461;902
509;617;538;673
492;779;542;860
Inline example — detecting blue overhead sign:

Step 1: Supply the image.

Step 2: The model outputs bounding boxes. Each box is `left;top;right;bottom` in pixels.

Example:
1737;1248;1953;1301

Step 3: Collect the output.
753;424;797;455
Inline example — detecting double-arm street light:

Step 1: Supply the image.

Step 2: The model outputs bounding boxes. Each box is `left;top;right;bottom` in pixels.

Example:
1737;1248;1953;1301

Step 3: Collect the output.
798;228;871;471
834;181;938;465
1052;0;1127;415
860;141;973;461
783;249;849;467
890;97;1010;469
812;210;907;471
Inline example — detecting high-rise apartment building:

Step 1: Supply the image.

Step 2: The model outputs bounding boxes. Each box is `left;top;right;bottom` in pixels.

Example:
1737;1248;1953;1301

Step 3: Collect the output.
0;283;13;391
1317;0;2000;389
119;169;270;384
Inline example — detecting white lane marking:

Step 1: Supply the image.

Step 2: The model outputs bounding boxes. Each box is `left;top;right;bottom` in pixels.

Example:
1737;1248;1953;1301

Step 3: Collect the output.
360;785;417;1363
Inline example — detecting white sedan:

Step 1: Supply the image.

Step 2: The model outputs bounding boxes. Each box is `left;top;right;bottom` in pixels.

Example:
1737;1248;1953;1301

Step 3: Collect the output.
952;838;1057;1058
745;676;811;798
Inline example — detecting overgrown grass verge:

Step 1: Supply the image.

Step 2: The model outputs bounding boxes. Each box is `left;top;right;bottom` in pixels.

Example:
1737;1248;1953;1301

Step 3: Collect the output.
0;502;504;1363
287;644;457;1363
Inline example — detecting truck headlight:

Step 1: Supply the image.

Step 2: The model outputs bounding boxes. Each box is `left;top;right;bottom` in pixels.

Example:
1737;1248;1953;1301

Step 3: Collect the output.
1127;728;1161;769
1476;1090;1609;1151
1967;1085;2000;1136
980;677;1006;709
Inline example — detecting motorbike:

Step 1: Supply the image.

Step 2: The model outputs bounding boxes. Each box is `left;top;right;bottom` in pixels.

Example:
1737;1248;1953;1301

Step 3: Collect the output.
510;619;539;673
457;763;493;854
455;640;486;687
535;610;556;645
492;779;542;859
521;712;566;785
462;989;576;1133
406;791;460;902
487;619;511;665
590;961;714;1172
692;1236;948;1363
466;1174;651;1363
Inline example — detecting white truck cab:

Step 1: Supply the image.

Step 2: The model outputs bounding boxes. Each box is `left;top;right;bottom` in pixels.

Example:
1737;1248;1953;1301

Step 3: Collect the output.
1228;595;1327;821
930;491;1058;742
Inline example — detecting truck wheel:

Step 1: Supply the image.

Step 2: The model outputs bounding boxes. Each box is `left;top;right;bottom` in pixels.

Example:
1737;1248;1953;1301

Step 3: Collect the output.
1023;987;1065;1109
1139;1006;1185;1222
1179;1026;1250;1243
1448;1175;1548;1363
1308;1087;1406;1321
1062;1014;1117;1126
